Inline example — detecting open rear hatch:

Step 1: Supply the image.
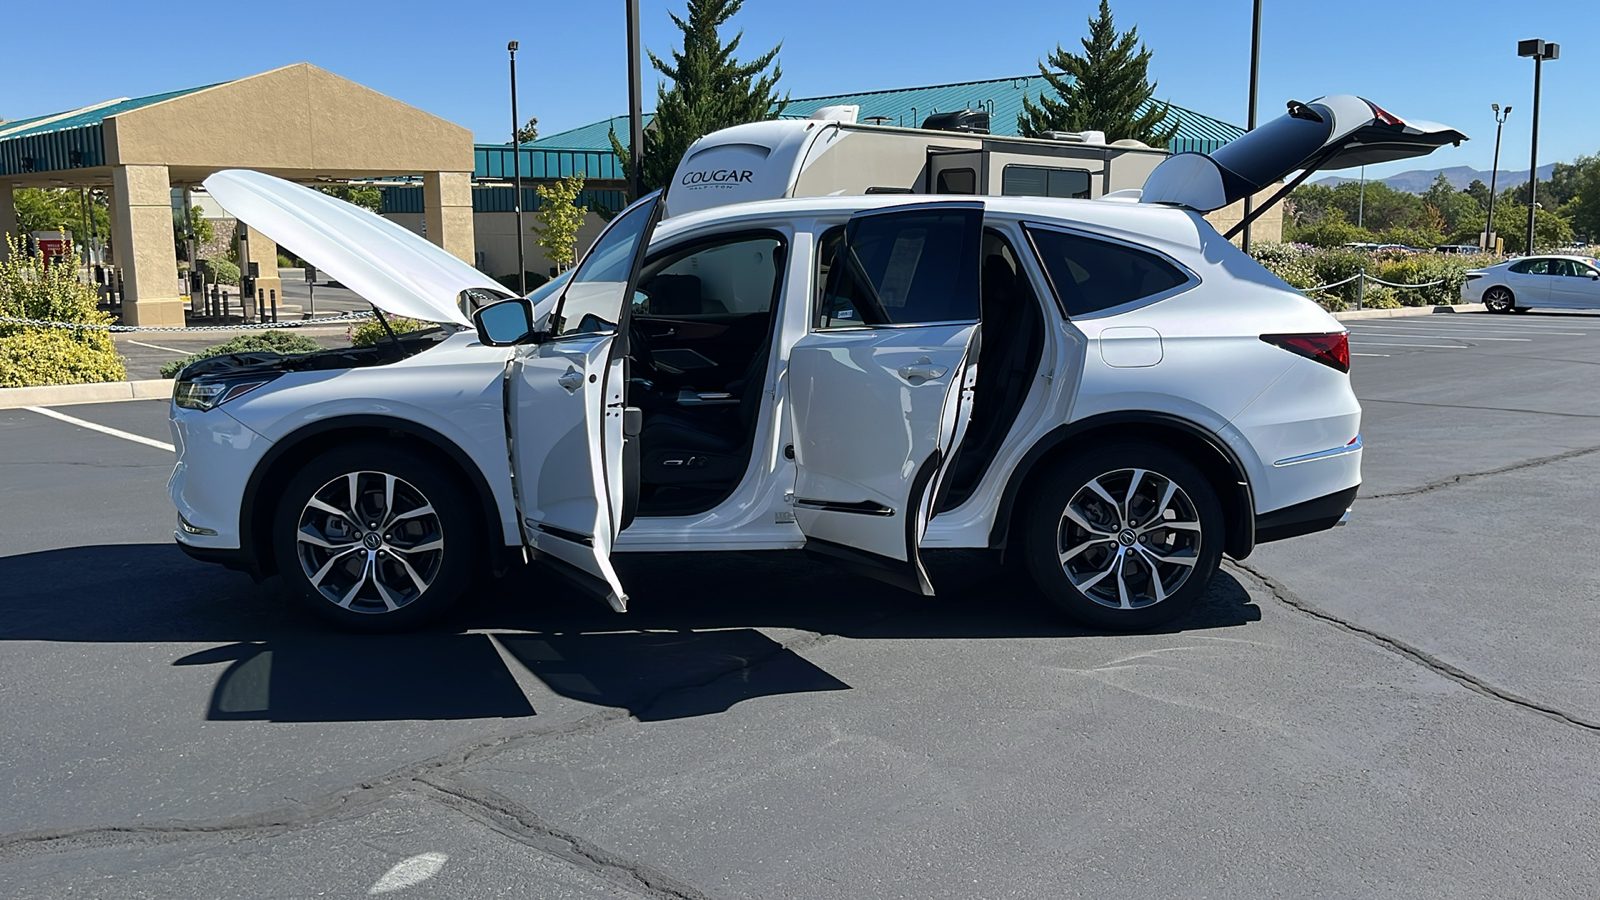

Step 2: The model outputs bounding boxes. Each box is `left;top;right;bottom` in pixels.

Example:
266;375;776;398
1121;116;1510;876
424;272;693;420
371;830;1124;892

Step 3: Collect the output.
1139;95;1467;238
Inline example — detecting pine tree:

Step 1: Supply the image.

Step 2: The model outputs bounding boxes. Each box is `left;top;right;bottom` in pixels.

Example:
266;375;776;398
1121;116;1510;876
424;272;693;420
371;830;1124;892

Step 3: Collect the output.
614;0;787;193
1017;0;1178;147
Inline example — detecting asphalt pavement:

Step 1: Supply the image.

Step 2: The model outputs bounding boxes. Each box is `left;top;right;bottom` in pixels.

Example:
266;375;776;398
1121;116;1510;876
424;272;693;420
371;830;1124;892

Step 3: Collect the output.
3;311;1599;898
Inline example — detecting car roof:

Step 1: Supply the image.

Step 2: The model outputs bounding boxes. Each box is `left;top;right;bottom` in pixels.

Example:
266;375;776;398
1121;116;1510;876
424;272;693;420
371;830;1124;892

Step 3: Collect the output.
653;193;1207;249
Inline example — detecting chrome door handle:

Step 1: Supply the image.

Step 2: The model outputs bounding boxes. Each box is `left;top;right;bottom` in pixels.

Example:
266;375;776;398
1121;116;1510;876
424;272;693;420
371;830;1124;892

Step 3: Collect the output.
897;357;948;383
557;368;584;392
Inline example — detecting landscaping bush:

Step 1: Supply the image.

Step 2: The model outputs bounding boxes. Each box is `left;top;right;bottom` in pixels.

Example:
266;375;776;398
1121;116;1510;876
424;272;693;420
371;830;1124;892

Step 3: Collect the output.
1249;242;1503;311
494;271;550;295
349;315;432;347
159;330;323;378
0;328;125;387
198;257;240;286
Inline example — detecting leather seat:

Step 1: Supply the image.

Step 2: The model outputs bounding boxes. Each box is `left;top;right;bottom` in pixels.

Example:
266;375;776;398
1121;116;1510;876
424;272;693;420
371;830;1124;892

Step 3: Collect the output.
639;347;769;487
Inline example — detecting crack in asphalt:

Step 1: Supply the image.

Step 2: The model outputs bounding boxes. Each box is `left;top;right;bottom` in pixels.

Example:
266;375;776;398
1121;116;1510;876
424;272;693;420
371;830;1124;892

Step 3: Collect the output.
1362;443;1600;499
1363;397;1600;420
1227;560;1600;735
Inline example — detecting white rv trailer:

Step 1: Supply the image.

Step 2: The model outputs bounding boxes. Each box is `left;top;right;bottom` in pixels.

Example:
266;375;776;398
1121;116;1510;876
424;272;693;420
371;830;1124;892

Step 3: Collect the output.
663;106;1169;220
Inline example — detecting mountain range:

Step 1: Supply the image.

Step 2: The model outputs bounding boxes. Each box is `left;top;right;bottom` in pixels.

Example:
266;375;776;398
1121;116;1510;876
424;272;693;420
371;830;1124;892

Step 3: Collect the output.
1313;163;1559;194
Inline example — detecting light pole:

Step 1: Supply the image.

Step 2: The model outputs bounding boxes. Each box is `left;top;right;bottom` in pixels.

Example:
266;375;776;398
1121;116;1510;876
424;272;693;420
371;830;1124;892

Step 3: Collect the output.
1241;0;1262;253
509;40;526;296
1485;103;1511;252
1517;38;1559;254
1357;165;1365;229
625;0;645;201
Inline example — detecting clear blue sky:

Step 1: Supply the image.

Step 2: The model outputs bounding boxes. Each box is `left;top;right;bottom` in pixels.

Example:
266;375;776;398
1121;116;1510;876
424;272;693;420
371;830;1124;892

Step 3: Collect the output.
4;0;1595;182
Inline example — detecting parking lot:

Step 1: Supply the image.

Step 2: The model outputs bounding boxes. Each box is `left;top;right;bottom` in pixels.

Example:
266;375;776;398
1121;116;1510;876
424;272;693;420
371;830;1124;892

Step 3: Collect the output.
3;310;1599;898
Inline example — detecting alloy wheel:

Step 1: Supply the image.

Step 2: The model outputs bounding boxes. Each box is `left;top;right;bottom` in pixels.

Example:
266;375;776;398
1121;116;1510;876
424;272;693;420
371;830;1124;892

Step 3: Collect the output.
1056;467;1203;610
294;471;444;614
1484;287;1514;313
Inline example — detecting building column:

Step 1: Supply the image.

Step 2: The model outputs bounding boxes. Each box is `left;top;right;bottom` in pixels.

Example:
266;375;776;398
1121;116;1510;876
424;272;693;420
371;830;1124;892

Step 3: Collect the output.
0;188;18;259
111;164;185;327
423;171;475;264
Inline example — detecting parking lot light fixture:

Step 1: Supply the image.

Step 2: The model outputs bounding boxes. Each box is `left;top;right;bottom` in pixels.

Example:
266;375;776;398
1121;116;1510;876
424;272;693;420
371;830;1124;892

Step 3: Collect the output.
1517;39;1559;254
1486;104;1511;252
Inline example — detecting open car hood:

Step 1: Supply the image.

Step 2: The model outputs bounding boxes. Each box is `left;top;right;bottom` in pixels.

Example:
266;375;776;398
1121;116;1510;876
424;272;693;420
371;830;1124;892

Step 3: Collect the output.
203;169;508;327
1141;95;1468;213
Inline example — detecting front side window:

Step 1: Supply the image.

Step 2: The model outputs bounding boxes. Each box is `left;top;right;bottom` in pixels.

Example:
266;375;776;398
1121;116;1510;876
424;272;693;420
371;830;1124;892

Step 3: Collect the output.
816;207;982;329
552;194;658;337
635;234;784;317
1002;165;1092;200
1026;226;1190;318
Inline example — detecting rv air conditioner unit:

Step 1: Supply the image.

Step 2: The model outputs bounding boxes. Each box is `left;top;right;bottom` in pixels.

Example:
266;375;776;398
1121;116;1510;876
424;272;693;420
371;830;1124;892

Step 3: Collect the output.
1041;130;1108;145
921;110;990;134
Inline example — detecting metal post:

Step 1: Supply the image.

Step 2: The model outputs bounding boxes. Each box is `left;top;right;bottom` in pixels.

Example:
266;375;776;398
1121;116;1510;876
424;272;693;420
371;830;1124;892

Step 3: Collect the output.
1241;0;1262;253
258;288;265;325
1527;55;1542;254
221;288;230;320
626;0;645;201
509;40;526;296
270;288;277;323
1486;104;1510;252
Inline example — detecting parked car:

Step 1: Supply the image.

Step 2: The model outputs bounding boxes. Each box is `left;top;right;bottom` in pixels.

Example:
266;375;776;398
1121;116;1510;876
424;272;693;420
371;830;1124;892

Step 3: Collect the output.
1461;255;1600;312
171;95;1463;632
1434;244;1480;254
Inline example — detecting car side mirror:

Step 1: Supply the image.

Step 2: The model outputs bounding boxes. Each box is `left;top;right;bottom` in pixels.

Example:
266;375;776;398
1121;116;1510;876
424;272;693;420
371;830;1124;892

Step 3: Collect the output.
473;298;537;346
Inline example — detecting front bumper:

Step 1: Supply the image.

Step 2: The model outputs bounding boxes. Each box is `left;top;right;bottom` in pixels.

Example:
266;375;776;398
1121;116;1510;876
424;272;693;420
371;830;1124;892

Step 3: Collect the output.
168;403;274;552
1254;485;1359;544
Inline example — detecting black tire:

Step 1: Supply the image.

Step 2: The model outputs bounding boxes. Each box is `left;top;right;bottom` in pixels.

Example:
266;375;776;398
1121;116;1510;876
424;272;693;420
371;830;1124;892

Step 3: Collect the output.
272;441;480;631
1021;442;1225;631
1483;286;1516;313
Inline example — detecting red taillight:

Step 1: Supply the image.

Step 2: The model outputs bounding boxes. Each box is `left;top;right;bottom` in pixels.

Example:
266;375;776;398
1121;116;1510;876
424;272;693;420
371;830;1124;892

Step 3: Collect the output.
1261;332;1350;373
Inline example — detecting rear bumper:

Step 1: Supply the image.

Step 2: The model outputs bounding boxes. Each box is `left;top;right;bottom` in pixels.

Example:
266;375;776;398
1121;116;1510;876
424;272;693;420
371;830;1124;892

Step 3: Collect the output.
1254;485;1359;544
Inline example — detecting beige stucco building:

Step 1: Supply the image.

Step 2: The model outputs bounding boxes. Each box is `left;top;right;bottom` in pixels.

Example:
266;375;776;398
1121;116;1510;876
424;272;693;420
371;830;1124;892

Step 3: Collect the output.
0;63;477;326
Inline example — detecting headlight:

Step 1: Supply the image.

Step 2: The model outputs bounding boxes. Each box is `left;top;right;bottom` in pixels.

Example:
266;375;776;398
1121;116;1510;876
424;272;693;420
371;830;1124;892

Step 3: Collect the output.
173;374;278;411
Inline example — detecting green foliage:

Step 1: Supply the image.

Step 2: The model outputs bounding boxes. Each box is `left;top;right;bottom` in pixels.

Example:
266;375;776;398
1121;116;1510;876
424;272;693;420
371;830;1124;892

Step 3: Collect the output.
173;205;214;260
0;234;108;329
1250;242;1501;311
198;257;240;286
1558;154;1600;241
516;116;539;145
1016;0;1177;146
494;271;550;294
532;175;588;272
1462;179;1491;210
158;330;323;379
1420;174;1484;236
349;315;431;347
316;184;383;213
1483;202;1572;253
0;328;125;387
1283;211;1369;248
628;0;788;191
13;188;109;238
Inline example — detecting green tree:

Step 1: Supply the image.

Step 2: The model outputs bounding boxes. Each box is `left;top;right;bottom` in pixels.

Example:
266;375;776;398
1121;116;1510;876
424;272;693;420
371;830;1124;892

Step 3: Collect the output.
172;205;214;259
13;188;108;239
1556;154;1600;241
1462;178;1491;210
316;184;383;213
1016;0;1178;146
515;116;539;145
1421;173;1483;236
532;174;588;272
617;0;788;192
1482;201;1572;253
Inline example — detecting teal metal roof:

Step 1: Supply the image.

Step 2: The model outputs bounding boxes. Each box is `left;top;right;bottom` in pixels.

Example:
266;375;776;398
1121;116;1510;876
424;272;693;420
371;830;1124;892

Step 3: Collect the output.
0;84;220;176
519;75;1243;156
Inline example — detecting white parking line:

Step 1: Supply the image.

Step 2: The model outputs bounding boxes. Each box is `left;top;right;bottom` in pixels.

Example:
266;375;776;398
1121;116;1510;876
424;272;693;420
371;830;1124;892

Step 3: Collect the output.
25;406;175;452
1362;323;1588;335
1351;352;1391;357
126;339;193;355
1348;341;1468;349
1349;332;1532;341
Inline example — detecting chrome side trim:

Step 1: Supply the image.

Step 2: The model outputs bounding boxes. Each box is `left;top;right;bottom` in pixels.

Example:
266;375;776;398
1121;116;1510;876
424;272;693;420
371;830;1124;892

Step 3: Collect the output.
1335;509;1351;527
1273;434;1362;468
793;497;896;516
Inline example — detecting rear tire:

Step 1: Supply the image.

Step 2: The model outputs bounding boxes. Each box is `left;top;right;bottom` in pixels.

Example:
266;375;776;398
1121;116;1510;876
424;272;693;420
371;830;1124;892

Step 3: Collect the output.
1021;443;1225;631
1483;286;1516;313
272;442;480;631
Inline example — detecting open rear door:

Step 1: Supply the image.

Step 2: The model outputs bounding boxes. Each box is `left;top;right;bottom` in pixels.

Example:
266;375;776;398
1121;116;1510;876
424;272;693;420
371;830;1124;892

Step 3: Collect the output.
788;201;984;595
507;192;662;611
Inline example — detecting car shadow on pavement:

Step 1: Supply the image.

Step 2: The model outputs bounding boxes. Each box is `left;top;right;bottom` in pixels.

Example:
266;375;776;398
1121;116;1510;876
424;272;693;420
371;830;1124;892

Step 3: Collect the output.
0;543;1260;723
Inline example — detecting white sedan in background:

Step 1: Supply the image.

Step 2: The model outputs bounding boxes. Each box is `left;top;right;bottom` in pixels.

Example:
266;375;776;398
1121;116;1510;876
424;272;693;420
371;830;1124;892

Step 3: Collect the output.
1463;255;1600;312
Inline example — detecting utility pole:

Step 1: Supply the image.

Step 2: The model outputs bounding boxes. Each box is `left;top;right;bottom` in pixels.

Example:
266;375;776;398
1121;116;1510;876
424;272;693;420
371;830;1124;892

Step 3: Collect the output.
1486;104;1511;252
625;0;645;201
1517;38;1559;254
1241;0;1262;253
509;40;526;295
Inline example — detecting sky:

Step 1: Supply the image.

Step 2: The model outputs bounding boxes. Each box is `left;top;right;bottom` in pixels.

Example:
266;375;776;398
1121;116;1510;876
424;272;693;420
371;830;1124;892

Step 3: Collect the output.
3;0;1596;183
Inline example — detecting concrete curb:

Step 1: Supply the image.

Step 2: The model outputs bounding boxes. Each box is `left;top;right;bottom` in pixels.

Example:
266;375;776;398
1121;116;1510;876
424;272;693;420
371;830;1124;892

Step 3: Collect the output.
0;379;173;410
1335;303;1484;321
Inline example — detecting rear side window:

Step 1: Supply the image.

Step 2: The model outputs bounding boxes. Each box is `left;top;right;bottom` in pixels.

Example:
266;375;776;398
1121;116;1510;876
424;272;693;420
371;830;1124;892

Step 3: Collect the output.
1509;259;1552;275
1025;226;1190;317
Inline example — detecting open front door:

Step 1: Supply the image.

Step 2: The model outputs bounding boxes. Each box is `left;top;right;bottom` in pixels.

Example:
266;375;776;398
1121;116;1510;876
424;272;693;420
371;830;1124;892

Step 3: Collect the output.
789;202;984;595
507;192;661;611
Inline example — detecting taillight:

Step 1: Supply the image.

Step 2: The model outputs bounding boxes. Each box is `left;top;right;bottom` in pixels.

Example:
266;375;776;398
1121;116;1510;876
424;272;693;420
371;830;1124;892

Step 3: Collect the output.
1261;332;1350;373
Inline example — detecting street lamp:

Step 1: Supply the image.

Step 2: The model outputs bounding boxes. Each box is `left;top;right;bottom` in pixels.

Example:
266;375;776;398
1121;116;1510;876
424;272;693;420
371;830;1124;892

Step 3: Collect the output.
1241;0;1262;253
1485;104;1512;252
1517;38;1559;254
509;40;526;296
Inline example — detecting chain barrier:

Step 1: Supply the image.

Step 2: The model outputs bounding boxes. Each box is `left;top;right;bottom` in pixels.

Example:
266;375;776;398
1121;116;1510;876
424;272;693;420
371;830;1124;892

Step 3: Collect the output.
1305;272;1446;293
0;311;373;333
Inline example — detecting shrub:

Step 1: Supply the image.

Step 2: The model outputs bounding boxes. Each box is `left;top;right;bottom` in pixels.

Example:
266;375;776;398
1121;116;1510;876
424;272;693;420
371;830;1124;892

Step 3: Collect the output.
494;271;551;295
0;328;125;387
159;330;324;378
349;315;432;347
198;257;240;286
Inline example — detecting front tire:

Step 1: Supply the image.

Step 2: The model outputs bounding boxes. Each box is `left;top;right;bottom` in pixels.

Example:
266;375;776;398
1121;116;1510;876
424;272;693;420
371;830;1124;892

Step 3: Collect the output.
1022;443;1225;631
1483;286;1516;313
272;442;480;631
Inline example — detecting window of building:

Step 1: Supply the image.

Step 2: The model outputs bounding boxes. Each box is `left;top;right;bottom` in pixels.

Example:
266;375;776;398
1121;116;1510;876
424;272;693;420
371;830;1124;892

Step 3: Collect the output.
936;168;977;195
1001;165;1092;199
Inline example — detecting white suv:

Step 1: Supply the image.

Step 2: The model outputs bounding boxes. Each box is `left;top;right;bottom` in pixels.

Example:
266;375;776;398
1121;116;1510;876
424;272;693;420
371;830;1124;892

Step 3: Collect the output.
169;96;1462;631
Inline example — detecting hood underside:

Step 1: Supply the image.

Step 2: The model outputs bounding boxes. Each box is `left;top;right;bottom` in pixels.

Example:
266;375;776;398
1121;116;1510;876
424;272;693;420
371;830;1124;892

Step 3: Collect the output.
203;170;508;326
